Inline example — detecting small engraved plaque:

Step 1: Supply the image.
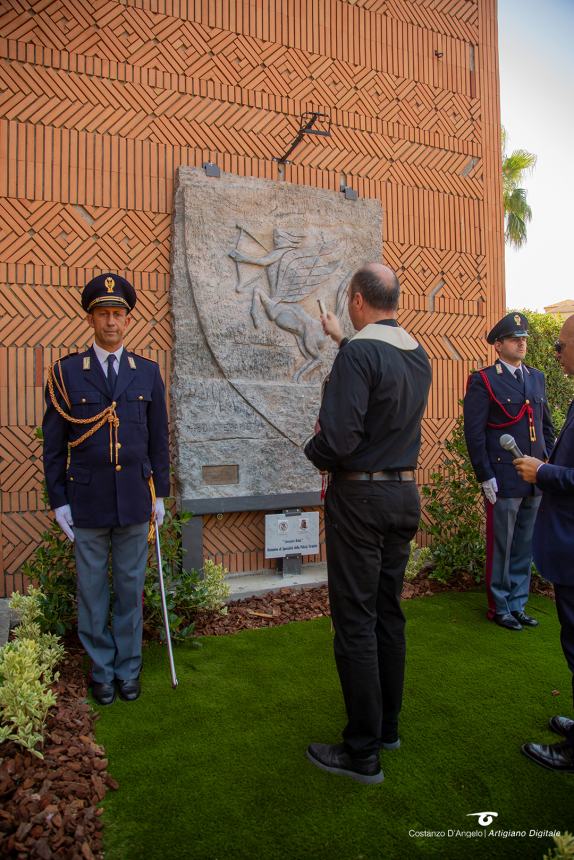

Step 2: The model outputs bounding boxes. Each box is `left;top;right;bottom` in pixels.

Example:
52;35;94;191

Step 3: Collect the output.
202;464;239;485
265;512;320;558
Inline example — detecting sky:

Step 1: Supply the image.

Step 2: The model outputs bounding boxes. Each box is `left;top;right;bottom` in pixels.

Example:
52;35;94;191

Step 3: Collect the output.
498;0;574;311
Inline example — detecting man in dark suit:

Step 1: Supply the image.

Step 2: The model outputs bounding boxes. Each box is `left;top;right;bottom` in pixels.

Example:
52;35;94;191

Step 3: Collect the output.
42;273;170;705
514;314;574;772
463;313;554;630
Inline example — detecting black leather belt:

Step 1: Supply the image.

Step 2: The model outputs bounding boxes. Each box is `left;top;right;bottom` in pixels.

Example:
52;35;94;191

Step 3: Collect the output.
335;470;416;482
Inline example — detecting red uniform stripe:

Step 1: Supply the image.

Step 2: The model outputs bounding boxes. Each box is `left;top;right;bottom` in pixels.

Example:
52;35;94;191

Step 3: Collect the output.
485;499;496;619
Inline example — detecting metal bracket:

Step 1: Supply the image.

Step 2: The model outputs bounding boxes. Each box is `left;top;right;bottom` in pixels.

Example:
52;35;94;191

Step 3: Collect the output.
203;161;220;177
342;186;358;201
273;112;331;165
277;508;303;575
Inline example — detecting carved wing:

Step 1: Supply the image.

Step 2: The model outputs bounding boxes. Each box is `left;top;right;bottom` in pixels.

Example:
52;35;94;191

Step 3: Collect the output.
273;239;341;303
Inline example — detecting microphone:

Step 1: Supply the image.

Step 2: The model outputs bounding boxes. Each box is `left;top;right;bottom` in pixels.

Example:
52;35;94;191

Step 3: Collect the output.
500;433;524;459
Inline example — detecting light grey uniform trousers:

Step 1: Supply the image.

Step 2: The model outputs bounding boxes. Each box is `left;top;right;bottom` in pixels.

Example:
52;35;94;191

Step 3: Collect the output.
488;495;541;616
74;522;149;684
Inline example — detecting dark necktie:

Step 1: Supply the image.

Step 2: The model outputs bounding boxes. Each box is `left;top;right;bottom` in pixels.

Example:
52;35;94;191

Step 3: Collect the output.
107;354;117;396
515;367;523;386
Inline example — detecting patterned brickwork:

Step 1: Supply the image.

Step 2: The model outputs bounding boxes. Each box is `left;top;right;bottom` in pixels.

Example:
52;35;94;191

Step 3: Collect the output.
0;0;504;593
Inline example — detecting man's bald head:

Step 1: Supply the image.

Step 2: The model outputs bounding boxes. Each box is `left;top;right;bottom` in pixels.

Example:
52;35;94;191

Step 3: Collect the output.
557;314;574;376
349;263;400;311
560;315;574;341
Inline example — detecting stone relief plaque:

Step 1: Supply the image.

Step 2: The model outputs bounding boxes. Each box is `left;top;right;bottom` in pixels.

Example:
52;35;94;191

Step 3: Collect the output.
170;167;382;499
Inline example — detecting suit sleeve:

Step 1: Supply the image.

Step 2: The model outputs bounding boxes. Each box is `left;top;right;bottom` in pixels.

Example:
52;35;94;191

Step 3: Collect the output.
463;373;495;483
541;378;556;456
42;368;70;510
304;345;370;471
536;462;574;494
148;364;170;497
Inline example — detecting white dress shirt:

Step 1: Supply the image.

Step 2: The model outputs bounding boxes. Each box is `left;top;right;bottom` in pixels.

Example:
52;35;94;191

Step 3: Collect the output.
92;343;124;377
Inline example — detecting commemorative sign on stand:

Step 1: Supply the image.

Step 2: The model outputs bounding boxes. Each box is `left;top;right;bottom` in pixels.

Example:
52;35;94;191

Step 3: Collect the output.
170;167;382;571
264;512;320;559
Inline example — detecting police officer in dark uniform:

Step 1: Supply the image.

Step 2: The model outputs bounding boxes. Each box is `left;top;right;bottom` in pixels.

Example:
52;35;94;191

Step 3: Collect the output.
463;312;554;630
304;263;432;785
42;273;170;705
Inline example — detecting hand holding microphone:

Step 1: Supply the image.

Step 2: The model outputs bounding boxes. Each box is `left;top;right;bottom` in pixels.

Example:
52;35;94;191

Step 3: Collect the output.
499;433;523;459
501;433;543;484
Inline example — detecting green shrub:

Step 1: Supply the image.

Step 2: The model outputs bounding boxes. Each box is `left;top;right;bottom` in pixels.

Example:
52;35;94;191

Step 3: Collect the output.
517;309;574;429
421;412;486;583
404;541;431;582
190;559;230;613
21;520;77;636
544;833;574;860
0;587;64;758
144;557;229;643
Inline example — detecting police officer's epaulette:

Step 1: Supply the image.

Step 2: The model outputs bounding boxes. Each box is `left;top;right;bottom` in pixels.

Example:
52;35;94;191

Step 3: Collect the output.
58;352;78;361
134;353;154;363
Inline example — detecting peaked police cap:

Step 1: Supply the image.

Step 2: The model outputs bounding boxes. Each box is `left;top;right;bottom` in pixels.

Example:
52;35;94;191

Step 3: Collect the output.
81;273;136;313
486;312;529;345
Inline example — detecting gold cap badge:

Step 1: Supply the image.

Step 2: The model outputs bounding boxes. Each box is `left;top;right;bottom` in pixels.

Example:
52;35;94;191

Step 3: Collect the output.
105;277;115;293
514;314;521;326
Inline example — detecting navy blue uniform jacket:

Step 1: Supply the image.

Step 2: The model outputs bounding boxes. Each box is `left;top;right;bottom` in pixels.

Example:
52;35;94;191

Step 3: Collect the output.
463;361;554;498
533;402;574;585
42;346;170;528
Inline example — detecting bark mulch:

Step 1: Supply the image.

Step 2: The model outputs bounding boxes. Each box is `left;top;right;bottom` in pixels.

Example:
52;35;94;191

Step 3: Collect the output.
0;572;554;858
192;568;487;636
0;648;116;860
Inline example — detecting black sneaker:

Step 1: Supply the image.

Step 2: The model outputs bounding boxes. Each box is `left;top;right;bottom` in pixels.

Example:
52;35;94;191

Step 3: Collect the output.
306;743;383;784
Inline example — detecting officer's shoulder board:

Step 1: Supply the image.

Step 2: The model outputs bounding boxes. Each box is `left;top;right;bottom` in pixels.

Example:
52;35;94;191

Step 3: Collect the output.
134;354;159;367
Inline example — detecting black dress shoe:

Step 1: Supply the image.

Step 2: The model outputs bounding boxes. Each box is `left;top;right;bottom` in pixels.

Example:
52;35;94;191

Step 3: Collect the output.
117;677;141;701
522;740;574;772
306;743;383;784
91;682;116;706
549;715;574;737
493;612;522;631
511;610;539;627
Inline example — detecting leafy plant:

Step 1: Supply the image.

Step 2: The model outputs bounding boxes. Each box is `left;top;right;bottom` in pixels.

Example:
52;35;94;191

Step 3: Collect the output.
502;127;536;249
544;833;574;860
516;309;574;430
21;521;77;636
0;587;64;758
144;552;230;643
421;412;486;582
404;540;431;582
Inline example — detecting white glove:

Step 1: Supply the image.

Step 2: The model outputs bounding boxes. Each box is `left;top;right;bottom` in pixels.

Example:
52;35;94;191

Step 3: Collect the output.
481;478;498;505
54;504;74;541
154;498;165;528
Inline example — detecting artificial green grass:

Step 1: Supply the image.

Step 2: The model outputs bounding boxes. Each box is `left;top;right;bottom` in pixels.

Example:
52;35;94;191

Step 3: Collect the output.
96;592;572;859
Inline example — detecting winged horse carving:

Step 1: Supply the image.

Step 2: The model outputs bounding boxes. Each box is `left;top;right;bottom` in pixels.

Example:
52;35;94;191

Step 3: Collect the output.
229;227;344;382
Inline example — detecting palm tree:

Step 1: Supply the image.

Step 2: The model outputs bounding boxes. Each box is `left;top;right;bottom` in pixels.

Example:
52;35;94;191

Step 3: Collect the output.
502;127;537;249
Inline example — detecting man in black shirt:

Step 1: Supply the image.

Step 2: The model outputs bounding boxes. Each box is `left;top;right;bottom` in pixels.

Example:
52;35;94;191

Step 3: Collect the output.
304;263;432;784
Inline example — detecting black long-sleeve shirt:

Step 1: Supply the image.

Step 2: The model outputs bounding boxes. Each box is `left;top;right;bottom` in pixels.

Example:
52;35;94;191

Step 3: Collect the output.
304;319;432;472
